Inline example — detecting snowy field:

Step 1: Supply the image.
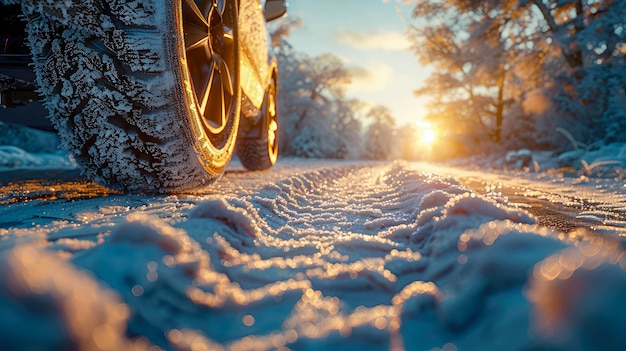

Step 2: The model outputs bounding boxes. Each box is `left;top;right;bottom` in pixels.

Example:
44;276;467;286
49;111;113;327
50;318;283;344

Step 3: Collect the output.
1;124;626;350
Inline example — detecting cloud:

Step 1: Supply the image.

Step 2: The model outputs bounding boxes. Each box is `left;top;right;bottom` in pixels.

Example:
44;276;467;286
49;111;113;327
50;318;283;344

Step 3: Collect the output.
335;55;353;65
337;29;410;51
346;61;394;93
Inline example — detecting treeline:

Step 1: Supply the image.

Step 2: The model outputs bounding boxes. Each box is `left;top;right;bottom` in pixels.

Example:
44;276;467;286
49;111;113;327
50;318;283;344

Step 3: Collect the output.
270;20;398;160
406;0;626;158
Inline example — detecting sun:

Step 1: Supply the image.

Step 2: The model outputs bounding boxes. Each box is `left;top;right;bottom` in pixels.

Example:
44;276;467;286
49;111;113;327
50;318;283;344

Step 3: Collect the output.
416;121;437;146
421;128;437;146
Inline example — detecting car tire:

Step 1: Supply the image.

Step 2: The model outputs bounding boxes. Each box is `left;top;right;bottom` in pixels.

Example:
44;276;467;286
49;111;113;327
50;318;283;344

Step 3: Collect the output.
20;0;241;193
236;76;278;170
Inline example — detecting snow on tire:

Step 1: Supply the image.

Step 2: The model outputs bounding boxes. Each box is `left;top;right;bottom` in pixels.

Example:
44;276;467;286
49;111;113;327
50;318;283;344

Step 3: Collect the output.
21;0;241;193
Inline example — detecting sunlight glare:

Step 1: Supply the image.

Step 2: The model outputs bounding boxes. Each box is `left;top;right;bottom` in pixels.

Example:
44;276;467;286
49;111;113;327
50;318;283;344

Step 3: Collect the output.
416;121;437;146
421;128;436;145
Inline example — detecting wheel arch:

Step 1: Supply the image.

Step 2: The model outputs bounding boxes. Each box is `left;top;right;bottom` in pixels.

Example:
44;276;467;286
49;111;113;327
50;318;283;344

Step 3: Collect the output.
238;62;277;140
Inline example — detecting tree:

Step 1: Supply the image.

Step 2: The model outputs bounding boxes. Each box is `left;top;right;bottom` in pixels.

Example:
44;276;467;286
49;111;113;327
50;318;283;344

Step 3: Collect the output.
405;0;626;154
518;0;626;145
364;105;396;160
271;28;365;159
333;98;366;159
396;123;420;160
408;1;522;146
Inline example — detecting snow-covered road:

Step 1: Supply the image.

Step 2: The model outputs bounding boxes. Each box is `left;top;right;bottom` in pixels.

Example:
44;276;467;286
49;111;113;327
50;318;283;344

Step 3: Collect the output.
1;159;625;351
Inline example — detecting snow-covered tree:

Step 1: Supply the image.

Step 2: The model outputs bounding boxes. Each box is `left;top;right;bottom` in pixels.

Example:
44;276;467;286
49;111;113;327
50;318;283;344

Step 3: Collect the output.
396;123;419;160
405;0;626;155
520;0;626;146
271;25;367;159
408;1;523;147
364;105;397;160
333;98;366;159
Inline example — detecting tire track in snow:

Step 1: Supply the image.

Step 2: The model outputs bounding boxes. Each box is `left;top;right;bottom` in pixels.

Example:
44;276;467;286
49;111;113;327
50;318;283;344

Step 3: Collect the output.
170;161;556;350
2;161;626;350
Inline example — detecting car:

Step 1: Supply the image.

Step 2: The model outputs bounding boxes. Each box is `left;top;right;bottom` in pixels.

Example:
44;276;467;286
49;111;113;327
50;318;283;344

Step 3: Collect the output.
0;0;286;193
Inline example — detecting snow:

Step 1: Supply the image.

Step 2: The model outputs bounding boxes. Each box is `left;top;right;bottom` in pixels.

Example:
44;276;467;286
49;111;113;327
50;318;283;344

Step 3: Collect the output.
461;142;626;179
0;123;625;349
0;122;76;172
0;133;625;351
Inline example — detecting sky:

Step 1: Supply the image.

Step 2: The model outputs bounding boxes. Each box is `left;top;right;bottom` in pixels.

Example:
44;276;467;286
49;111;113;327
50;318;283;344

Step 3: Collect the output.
282;0;431;126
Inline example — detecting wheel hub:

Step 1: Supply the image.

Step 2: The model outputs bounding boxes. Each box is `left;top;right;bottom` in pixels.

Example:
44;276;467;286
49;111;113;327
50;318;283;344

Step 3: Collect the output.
183;0;235;140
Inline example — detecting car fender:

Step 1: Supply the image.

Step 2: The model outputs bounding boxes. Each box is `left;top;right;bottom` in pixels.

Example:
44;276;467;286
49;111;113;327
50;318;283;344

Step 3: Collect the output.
238;0;272;111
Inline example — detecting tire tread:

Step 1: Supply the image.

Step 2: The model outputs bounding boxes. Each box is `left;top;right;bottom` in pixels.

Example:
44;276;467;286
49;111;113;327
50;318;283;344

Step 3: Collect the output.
22;0;214;193
236;139;274;171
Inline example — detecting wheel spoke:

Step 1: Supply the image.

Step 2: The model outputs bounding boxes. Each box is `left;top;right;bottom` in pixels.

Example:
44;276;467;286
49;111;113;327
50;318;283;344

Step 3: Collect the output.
269;120;278;144
216;0;225;15
184;22;209;51
184;0;209;27
204;57;227;133
268;91;276;117
199;61;216;116
211;80;226;131
186;36;209;52
186;44;211;104
223;27;233;37
181;0;239;144
217;55;233;96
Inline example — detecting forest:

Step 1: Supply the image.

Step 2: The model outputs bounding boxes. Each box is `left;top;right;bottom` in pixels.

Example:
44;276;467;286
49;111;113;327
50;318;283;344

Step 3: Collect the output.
272;0;626;162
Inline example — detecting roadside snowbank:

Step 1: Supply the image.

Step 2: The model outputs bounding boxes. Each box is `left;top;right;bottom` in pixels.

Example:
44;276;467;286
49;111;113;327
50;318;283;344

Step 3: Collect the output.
463;142;626;178
1;162;625;350
0;122;76;171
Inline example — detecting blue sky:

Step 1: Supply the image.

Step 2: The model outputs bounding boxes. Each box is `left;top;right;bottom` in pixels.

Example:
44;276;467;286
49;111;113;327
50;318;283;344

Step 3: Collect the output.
283;0;430;126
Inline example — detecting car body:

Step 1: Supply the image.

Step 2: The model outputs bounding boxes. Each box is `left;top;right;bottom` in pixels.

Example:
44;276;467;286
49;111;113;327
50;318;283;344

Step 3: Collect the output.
0;0;287;192
1;0;284;129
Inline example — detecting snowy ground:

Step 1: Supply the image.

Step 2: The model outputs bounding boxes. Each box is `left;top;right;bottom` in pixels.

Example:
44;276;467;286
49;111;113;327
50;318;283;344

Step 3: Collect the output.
1;124;626;350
